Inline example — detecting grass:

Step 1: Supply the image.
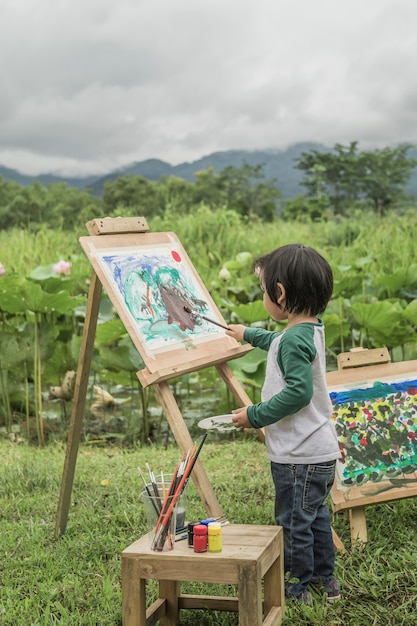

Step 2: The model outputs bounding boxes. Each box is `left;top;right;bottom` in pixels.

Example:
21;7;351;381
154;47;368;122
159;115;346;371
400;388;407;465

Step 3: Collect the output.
1;437;417;625
1;211;417;285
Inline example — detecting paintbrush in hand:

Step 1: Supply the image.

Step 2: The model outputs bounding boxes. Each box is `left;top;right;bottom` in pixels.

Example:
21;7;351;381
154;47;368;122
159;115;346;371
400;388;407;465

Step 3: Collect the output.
184;306;230;331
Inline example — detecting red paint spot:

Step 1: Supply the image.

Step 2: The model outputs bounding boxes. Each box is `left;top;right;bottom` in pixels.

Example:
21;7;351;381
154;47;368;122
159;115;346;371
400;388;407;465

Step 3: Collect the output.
171;250;181;263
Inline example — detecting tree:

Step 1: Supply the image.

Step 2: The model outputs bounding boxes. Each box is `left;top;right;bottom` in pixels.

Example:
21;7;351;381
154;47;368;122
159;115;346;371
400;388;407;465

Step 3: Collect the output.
156;176;195;214
0;180;101;231
102;175;162;217
357;145;417;216
194;163;281;220
295;142;417;216
193;166;224;209
219;163;281;220
281;194;330;222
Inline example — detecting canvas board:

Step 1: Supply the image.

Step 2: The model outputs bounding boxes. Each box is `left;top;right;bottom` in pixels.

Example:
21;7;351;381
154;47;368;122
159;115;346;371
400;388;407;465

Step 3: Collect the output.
327;362;417;510
80;231;245;378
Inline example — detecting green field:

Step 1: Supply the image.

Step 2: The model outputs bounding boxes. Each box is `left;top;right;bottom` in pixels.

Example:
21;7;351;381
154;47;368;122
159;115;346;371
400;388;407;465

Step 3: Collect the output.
1;210;417;623
1;438;417;625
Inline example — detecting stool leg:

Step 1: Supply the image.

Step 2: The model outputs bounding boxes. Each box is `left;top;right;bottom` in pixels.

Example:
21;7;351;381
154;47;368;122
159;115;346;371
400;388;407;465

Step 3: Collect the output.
122;555;146;626
159;580;180;626
238;563;262;626
263;538;285;625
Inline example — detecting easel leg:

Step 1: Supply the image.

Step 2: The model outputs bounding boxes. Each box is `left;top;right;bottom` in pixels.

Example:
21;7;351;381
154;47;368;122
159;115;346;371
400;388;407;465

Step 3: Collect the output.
55;271;102;537
154;382;224;518
331;527;346;553
216;362;265;443
216;362;253;406
349;507;368;543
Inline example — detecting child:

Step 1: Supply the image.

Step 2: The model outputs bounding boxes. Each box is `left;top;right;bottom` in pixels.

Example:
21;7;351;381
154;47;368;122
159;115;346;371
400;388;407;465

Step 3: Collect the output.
226;243;341;604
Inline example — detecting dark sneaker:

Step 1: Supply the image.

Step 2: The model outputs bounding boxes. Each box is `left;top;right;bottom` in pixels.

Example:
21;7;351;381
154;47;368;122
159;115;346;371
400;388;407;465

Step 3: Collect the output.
311;577;341;602
297;590;313;604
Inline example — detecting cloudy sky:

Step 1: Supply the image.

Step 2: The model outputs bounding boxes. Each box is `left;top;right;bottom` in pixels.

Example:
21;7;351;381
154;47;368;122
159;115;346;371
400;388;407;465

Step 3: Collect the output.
1;0;416;176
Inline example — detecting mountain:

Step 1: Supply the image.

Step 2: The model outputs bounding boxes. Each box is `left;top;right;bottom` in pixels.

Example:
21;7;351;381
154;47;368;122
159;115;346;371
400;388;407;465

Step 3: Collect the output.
1;142;417;199
0;143;327;199
87;142;325;198
0;164;99;190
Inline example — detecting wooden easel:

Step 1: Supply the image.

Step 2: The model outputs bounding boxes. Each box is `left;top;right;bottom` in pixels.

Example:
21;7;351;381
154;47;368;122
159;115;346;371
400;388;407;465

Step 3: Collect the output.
55;217;255;537
327;347;417;545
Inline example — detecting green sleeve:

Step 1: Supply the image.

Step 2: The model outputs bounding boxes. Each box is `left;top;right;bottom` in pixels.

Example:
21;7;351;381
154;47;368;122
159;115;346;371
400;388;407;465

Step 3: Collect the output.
243;327;279;351
246;326;316;428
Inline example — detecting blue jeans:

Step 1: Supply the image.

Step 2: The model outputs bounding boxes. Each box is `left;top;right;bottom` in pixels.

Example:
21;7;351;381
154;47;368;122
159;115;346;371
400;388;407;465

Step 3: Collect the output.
271;461;336;598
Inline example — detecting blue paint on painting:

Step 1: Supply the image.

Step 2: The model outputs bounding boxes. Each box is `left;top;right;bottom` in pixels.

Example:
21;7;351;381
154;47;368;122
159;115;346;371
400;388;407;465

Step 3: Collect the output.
99;247;222;351
330;379;417;404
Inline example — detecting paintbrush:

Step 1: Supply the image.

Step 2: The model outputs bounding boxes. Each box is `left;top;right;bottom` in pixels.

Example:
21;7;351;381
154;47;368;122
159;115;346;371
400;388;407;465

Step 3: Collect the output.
184;306;230;331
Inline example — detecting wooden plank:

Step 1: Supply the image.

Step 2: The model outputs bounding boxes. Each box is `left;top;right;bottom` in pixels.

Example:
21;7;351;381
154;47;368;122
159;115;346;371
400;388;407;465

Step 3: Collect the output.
158;580;179;625
331;528;346;553
137;344;253;387
337;347;390;370
331;480;417;511
349;508;368;543
85;216;149;235
238;561;263;626
327;359;417;387
154;382;224;519
121;550;145;625
216;362;265;443
54;270;102;538
145;598;166;626
263;529;284;622
178;595;238;611
216;362;253;406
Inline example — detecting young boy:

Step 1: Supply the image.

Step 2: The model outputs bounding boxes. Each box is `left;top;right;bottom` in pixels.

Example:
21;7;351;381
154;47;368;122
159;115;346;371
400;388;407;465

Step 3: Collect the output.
226;243;341;603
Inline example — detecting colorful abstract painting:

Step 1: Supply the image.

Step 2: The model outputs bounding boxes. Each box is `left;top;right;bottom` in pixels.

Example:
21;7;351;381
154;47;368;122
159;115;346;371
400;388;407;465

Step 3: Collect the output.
330;378;417;489
95;243;223;355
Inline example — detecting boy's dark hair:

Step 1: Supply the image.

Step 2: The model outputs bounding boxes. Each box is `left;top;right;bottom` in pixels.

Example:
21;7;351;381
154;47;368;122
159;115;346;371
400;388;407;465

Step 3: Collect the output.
254;243;333;315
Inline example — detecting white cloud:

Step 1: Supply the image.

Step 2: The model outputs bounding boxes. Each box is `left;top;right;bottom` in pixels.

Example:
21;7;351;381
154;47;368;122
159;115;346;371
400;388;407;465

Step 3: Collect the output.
0;0;416;175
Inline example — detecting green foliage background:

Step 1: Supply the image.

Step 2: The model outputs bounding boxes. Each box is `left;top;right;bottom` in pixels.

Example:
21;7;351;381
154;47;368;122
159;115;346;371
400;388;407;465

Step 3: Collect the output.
1;152;417;443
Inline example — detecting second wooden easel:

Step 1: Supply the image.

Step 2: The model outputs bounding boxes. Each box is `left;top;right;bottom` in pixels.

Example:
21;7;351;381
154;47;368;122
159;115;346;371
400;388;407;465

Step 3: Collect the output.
327;347;417;546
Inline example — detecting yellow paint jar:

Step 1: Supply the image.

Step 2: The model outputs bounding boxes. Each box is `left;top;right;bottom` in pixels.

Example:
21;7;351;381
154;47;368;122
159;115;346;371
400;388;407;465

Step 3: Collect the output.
207;523;222;553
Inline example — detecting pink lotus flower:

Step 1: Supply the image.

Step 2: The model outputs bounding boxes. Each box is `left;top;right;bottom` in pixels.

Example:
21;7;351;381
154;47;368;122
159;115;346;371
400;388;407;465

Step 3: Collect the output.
53;259;72;275
0;263;5;276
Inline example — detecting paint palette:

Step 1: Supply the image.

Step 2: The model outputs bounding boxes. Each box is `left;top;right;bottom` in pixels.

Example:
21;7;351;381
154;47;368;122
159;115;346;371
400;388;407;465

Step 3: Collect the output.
198;414;236;432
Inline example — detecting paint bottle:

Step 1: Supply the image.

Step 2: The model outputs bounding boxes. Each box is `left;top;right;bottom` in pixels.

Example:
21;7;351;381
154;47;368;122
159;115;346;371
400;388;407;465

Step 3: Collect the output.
187;522;198;548
193;524;208;553
207;523;222;553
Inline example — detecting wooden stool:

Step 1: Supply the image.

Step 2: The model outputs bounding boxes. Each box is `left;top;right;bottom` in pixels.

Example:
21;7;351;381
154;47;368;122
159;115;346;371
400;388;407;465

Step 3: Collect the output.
122;523;285;626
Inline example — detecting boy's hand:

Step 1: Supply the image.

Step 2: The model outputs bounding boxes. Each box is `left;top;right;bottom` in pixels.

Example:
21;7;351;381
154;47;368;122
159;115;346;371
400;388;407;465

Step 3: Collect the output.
232;406;252;429
225;324;247;342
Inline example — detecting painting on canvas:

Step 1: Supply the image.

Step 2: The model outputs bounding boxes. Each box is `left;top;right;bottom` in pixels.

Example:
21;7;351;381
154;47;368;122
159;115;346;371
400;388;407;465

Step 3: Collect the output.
330;376;417;497
94;242;225;356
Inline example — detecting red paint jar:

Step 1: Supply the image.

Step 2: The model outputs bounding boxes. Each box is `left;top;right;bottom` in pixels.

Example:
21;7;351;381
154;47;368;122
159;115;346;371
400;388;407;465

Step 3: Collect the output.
193;524;208;553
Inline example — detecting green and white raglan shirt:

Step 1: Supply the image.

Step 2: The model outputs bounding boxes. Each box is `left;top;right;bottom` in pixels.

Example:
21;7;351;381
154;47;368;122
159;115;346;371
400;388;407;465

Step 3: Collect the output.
245;323;341;465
